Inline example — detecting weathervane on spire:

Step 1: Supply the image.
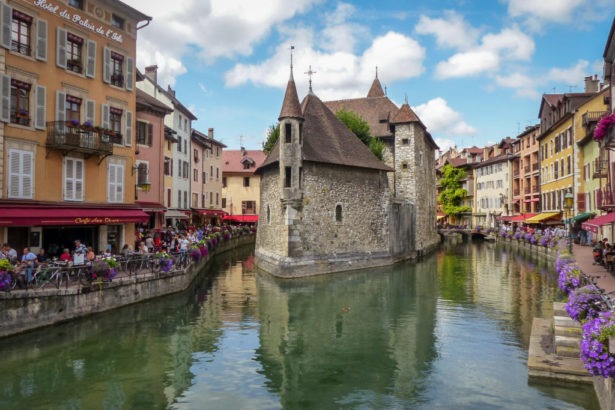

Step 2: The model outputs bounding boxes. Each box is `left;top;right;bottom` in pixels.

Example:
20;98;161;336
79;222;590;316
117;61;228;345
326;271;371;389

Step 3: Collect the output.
290;45;295;70
375;66;378;79
305;65;316;93
404;93;408;104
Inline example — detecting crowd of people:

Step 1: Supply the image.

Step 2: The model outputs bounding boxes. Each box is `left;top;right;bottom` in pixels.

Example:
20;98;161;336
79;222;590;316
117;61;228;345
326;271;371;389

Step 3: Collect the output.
0;223;256;289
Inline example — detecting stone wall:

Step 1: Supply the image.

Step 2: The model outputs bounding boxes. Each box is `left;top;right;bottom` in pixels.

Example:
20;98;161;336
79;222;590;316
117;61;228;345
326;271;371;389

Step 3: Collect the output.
394;123;440;252
256;162;392;277
0;235;255;338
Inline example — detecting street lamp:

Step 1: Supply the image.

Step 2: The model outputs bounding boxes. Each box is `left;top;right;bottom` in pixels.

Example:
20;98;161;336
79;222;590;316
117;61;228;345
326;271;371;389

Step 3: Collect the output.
564;188;574;254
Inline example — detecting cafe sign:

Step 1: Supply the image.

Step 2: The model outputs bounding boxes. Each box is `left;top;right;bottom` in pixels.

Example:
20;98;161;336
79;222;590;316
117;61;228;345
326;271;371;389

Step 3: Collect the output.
33;0;123;44
74;217;121;224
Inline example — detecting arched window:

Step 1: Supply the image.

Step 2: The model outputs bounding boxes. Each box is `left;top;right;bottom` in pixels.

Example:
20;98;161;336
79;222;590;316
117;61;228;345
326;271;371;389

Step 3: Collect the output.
266;205;271;224
335;204;342;223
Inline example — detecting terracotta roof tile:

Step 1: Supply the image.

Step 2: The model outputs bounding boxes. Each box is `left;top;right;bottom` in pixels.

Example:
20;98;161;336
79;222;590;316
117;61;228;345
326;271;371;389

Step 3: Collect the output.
390;103;421;124
278;72;303;120
222;150;266;174
367;77;385;97
324;96;398;138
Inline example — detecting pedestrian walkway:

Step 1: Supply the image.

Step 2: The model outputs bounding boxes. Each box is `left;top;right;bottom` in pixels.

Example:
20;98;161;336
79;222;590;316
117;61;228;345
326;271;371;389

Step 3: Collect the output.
571;243;615;294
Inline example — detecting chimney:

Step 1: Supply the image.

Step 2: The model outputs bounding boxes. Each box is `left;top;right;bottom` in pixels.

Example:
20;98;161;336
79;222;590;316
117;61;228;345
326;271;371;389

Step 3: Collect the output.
144;65;158;84
240;146;246;156
208;128;214;139
585;75;600;93
167;85;175;97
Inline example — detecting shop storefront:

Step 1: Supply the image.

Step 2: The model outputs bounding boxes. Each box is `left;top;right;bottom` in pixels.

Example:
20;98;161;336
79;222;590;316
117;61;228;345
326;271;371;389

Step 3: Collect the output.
0;206;148;256
192;209;228;226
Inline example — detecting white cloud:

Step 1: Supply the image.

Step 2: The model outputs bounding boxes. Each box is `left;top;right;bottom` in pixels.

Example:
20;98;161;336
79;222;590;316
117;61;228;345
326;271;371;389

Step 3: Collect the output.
225;31;425;100
415;10;480;50
495;60;594;98
413;98;477;137
434;138;457;153
125;0;322;87
506;0;584;24
433;26;534;79
321;3;362;53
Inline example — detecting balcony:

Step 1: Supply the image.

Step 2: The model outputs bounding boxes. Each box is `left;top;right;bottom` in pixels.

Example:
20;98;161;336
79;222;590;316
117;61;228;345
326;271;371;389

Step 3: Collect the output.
594;158;609;178
598;187;615;210
532;163;539;171
583;111;607;127
513;189;520;196
524;187;531;194
524;166;530;173
513;169;520;178
46;121;122;163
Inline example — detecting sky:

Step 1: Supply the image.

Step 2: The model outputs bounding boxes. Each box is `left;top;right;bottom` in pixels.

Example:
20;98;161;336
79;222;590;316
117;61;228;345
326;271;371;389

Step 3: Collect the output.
124;0;615;153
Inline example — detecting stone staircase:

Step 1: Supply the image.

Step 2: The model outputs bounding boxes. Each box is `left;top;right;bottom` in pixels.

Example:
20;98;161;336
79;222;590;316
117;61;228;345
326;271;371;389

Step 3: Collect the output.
553;302;583;357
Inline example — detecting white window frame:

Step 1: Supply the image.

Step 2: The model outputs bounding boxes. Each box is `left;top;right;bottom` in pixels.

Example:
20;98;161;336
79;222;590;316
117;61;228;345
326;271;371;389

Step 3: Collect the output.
64;157;84;201
107;162;124;203
7;148;33;198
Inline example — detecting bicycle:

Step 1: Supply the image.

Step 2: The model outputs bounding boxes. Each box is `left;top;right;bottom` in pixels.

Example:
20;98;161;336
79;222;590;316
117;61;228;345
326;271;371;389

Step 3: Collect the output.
34;264;63;289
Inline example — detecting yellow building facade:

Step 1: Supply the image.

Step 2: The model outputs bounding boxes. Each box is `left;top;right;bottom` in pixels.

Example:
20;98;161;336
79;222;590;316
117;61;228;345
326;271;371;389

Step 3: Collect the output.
0;0;149;255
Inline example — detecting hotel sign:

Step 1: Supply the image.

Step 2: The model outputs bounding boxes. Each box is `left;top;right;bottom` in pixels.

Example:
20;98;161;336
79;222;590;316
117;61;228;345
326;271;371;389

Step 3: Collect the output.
33;0;124;44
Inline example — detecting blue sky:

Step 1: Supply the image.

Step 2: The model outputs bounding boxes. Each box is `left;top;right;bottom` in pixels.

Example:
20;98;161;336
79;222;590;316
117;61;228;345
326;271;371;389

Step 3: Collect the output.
125;0;615;152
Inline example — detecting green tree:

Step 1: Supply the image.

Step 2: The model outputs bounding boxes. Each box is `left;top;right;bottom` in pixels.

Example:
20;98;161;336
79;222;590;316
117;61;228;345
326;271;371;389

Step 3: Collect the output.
336;109;384;160
438;164;472;216
263;124;279;154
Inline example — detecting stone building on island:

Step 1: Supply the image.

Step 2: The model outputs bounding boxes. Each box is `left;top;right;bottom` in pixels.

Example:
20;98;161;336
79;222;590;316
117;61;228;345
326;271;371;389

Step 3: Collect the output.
255;68;440;277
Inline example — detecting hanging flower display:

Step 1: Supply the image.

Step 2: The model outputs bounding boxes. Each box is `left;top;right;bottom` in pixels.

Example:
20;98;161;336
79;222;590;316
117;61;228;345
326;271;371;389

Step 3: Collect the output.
565;285;607;323
557;258;583;294
580;311;615;378
594;113;615;141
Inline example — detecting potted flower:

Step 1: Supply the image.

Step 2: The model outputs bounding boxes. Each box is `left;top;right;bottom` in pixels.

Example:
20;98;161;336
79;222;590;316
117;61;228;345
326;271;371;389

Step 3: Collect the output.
0;258;14;291
557;258;583;294
580;311;615;377
190;246;201;262
82;120;93;131
565;285;607;323
155;251;173;273
102;256;118;280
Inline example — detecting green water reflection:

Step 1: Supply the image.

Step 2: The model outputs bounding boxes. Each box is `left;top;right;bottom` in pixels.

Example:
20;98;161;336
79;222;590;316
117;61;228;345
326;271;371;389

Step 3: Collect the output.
0;243;599;409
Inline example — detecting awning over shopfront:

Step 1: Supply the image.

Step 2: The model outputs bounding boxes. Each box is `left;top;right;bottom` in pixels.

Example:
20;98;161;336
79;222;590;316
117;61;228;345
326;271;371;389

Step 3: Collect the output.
524;212;562;224
165;210;189;219
223;214;258;223
193;209;228;217
136;201;166;213
498;213;537;222
0;207;149;226
565;211;596;224
582;212;615;234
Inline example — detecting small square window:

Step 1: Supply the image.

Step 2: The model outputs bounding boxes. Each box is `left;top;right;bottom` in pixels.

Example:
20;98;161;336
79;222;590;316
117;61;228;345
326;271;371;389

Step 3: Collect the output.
402;162;408;169
68;0;83;9
111;14;124;30
402;138;409;145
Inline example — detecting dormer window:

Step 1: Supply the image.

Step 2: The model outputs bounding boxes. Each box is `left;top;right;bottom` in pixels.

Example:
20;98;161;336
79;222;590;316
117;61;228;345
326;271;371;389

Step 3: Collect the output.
111;14;125;30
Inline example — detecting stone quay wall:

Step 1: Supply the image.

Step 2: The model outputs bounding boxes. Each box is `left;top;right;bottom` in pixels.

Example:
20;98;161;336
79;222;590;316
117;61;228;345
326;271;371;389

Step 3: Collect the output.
0;235;255;339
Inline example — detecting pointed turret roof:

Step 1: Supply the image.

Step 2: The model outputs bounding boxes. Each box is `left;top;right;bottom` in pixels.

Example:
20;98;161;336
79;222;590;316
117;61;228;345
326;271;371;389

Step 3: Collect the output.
391;102;421;124
367;76;385;98
278;70;303;120
259;93;393;173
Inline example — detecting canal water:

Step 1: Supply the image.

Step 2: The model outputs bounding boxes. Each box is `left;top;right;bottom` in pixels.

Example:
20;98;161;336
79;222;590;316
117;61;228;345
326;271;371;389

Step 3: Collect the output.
0;242;600;409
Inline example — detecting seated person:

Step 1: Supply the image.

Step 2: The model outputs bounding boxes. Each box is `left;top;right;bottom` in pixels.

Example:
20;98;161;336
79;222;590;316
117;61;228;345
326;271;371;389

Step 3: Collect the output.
121;244;132;257
86;246;96;262
36;248;49;264
59;248;72;262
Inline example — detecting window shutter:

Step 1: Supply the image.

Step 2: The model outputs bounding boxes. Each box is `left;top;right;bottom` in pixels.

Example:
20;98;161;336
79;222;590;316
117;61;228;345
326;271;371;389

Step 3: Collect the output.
577;192;586;212
125;57;134;91
85;99;95;125
55;90;66;122
8;150;33;199
1;4;11;50
116;164;124;202
147;123;153;146
22;151;33;198
86;40;96;78
125;110;132;146
101;104;109;128
64;158;84;201
0;74;10;123
103;47;111;83
34;85;46;130
56;28;67;68
107;163;116;202
35;19;48;61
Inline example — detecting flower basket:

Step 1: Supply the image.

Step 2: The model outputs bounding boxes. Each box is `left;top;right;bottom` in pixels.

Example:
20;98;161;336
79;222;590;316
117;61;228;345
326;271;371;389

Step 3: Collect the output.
580;311;615;377
556;255;582;294
0;270;11;291
190;247;201;262
594;114;615;141
565;285;607;323
199;244;208;257
155;251;173;273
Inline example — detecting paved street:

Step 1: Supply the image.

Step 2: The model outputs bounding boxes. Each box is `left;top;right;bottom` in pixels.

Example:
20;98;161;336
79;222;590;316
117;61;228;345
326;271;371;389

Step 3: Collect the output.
572;243;615;294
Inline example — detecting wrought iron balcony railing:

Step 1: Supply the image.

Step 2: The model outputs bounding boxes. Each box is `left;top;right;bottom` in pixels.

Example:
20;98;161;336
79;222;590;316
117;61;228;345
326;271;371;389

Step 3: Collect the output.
46;121;122;161
594;158;609;179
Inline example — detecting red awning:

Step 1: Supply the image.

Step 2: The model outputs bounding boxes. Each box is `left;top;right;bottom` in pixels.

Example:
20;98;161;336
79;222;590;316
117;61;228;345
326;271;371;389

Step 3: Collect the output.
582;212;615;234
500;213;537;222
223;214;258;223
193;209;228;217
512;198;520;203
0;207;149;226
